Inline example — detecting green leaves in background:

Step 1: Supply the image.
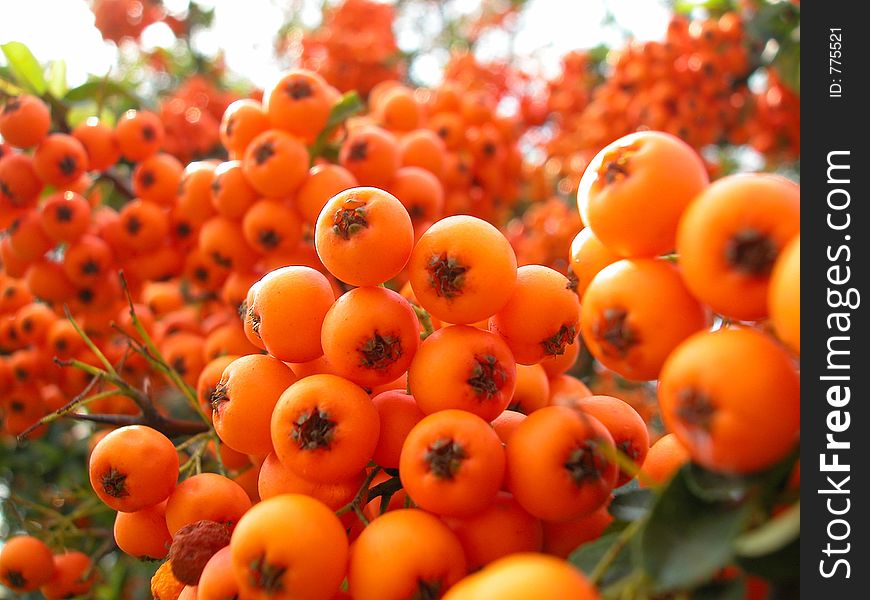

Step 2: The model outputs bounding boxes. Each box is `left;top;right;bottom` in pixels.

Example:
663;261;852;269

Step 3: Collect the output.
65;79;140;105
673;0;736;17
608;487;654;522
309;91;365;163
735;501;799;558
776;38;800;94
565;451;798;598
639;468;754;593
745;1;801;95
569;525;636;589
1;41;47;95
46;60;67;98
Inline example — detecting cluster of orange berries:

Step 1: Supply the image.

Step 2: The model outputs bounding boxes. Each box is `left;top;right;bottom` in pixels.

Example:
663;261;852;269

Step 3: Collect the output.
544;13;757;191
158;75;238;164
504;196;583;271
0;93;263;438
570;130;800;475
0;536;95;598
744;67;800;160
0;61;523;441
91;0;166;44
292;0;405;97
70;178;667;599
1;40;800;594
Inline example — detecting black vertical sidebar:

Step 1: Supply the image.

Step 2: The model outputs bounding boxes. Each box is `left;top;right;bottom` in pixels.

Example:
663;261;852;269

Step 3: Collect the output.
802;2;868;598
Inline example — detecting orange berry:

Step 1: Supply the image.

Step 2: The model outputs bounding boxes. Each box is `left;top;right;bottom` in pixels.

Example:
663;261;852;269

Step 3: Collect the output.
577;130;709;257
639;433;690;487
265;69;337;144
659;328;800;474
165;473;252;536
677;173;800;321
88;425;179;512
489;265;580;365
242;198;303;255
115;109;165;162
314;186;414;286
220;99;270;156
399;128;447;179
271;374;380;482
242;129;309;197
210;160;258;220
199;216;259;272
40;552;95;600
442;491;543;570
408;324;516;422
387;166;445;232
768;234;800;354
0;535;55;592
399;409;505;517
231;494;348;600
321;286;420;388
442;553;599;600
0;153;44;211
72;117;121;171
338;125;400;188
32;134;88;187
133;152;184;206
40;191;91;243
0;95;51;148
295;163;358;225
212;354;298;456
249;266;335;362
348;509;466;600
408;215;518;324
114;501;173;560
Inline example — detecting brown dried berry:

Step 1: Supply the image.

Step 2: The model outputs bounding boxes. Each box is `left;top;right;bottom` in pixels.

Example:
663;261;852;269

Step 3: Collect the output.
168;520;231;586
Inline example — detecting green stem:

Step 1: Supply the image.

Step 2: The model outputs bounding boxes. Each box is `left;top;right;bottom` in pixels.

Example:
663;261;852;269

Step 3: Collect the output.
411;304;435;340
335;467;382;517
119;273;207;424
597;442;657;488
64;306;118;377
590;518;643;586
174;431;212;452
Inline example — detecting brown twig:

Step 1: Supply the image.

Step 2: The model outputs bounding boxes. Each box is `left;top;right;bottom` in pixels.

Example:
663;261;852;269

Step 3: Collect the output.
336;466;382;520
60;412;208;437
17;375;103;439
96;170;135;200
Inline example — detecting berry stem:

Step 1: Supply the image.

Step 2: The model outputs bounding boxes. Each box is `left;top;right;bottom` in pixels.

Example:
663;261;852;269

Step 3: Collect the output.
335;466;383;521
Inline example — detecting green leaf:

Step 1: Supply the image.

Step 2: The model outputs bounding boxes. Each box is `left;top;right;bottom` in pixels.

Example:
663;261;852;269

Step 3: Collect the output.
638;468;754;593
737;538;799;583
609;488;654;522
684;463;752;503
308;91;365;162
672;0;735;16
325;91;365;130
775;39;800;95
735;502;799;557
569;530;635;588
691;577;746;600
47;60;67;97
1;41;47;95
64;80;140;105
685;451;797;506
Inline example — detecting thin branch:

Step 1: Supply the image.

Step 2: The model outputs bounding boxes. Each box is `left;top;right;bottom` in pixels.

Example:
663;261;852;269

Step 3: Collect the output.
336;467;383;518
589;517;643;586
96;170;135;200
118;273;205;422
16;376;109;439
63;306;119;377
61;412;209;437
